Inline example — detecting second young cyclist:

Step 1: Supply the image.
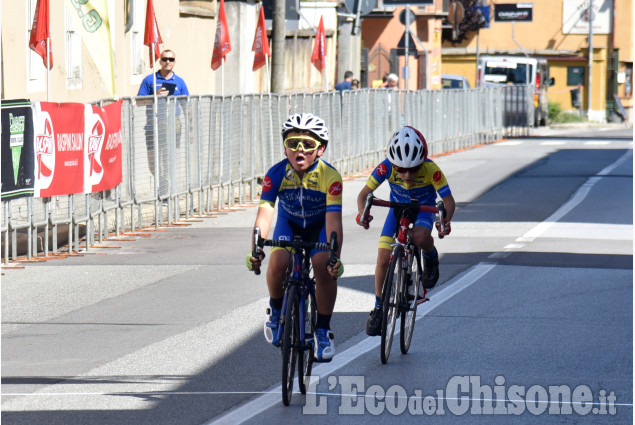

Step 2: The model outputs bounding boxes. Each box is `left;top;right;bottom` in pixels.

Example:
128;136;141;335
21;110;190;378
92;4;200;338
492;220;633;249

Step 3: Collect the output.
356;125;455;336
247;113;343;362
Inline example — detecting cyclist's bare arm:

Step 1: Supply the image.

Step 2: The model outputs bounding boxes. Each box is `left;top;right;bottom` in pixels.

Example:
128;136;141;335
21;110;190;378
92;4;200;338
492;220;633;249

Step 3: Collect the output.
325;211;343;278
356;185;374;228
437;194;455;238
253;205;275;241
250;206;275;270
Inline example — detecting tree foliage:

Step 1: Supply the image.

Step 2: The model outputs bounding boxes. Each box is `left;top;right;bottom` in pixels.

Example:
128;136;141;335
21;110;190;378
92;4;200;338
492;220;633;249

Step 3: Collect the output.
442;0;490;44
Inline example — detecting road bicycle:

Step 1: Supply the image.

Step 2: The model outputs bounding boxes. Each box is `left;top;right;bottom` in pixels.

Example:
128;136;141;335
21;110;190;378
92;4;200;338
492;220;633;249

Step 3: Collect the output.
252;227;338;406
360;193;446;364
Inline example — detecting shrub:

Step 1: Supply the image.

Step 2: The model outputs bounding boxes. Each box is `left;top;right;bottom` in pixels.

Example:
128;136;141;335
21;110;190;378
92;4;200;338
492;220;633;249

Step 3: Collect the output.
548;101;586;124
548;101;562;120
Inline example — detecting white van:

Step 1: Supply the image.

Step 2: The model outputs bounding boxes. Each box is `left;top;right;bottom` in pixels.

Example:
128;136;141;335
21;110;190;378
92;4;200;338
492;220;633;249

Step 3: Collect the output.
477;56;555;126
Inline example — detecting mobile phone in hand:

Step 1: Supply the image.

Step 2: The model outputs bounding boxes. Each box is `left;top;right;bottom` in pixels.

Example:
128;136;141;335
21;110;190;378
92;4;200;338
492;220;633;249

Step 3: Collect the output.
160;82;177;95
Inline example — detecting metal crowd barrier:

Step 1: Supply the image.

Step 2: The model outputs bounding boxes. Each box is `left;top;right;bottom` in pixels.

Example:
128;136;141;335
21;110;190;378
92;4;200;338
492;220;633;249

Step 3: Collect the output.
1;86;532;263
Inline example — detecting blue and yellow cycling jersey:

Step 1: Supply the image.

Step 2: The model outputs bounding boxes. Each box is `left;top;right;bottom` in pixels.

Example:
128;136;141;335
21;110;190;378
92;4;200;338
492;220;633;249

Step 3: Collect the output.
260;158;343;228
366;158;451;205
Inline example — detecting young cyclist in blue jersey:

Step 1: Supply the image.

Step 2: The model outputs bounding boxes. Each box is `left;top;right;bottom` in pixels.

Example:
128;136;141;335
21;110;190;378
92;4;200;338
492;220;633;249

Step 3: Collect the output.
356;126;455;336
247;113;343;362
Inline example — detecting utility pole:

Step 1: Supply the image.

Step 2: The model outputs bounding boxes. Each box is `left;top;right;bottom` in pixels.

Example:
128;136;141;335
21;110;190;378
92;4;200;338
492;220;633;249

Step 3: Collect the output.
586;0;593;119
271;0;286;93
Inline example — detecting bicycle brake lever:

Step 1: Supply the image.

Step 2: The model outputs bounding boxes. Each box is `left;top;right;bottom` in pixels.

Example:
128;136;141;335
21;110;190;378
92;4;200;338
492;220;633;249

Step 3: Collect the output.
436;201;446;238
359;193;374;229
328;231;339;280
253;227;262;275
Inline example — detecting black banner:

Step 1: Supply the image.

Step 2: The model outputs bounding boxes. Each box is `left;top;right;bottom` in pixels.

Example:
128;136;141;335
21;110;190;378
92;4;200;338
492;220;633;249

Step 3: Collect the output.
1;100;35;200
494;3;533;22
383;0;432;5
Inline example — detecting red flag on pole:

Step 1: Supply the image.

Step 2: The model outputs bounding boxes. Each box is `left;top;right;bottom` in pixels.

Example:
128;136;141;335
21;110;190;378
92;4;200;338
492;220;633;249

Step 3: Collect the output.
311;16;327;72
143;0;163;65
29;0;53;70
252;7;270;72
211;0;232;70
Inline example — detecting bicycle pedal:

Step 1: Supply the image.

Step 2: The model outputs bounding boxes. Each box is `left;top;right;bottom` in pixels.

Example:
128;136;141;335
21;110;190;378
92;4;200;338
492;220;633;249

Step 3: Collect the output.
415;297;430;306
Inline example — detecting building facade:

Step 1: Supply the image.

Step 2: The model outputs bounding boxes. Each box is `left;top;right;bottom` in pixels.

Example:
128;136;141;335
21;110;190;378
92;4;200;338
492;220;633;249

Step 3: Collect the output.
1;0;338;103
361;0;448;90
440;0;633;122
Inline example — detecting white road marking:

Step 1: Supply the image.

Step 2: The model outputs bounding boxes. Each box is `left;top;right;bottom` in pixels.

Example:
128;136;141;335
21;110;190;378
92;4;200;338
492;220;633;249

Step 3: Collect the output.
523;149;632;240
498;141;523;146
540;141;566;146
503;243;525;249
206;263;497;425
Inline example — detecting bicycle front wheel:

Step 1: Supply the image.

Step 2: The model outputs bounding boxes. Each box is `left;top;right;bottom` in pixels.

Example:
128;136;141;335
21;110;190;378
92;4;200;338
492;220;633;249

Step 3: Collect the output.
298;288;317;395
281;284;299;406
401;247;422;354
381;246;403;364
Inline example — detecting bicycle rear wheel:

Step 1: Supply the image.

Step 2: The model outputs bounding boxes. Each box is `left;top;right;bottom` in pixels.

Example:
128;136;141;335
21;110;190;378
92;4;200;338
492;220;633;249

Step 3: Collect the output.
401;247;422;354
281;284;299;406
298;288;317;394
381;246;403;364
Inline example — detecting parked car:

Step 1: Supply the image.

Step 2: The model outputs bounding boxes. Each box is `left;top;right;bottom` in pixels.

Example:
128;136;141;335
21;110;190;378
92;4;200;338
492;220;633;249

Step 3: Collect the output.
442;74;471;90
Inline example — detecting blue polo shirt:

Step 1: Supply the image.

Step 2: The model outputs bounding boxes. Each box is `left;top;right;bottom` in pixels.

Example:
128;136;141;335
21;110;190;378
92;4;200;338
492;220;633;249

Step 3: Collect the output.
137;72;189;97
138;72;189;122
335;81;352;92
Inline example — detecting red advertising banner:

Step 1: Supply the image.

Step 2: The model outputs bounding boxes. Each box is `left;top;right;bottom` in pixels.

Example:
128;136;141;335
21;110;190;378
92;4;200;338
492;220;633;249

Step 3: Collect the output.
33;102;85;197
84;100;123;193
32;100;123;197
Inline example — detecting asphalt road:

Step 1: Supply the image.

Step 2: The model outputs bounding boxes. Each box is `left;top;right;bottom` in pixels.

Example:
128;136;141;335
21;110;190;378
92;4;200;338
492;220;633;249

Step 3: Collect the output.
2;126;632;424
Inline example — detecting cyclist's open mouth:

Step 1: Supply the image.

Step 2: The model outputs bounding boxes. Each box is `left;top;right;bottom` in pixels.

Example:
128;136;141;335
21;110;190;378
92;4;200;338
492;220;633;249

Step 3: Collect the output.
293;154;307;167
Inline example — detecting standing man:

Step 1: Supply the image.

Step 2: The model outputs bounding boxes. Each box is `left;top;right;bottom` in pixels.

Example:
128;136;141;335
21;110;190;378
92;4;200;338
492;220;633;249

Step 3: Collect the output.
137;50;189;198
138;49;189;97
335;70;354;91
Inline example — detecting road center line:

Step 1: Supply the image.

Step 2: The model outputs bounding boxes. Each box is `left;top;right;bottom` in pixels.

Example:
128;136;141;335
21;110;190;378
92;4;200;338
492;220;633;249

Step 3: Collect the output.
207;262;496;425
520;149;632;241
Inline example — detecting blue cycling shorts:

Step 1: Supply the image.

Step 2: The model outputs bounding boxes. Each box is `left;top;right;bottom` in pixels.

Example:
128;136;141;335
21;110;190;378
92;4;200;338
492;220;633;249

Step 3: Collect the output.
272;219;327;257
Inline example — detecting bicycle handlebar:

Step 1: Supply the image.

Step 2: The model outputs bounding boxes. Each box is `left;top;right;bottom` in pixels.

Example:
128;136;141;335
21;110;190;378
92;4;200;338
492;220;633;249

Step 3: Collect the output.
361;193;446;235
252;227;339;276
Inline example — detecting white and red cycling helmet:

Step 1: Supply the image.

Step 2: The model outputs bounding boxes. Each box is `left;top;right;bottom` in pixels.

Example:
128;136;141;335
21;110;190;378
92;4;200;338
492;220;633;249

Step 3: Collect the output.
281;113;330;147
386;125;427;168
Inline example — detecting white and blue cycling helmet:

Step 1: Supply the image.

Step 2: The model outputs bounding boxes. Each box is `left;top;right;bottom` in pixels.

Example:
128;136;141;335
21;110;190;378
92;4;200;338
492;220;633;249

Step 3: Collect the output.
281;113;330;147
386;125;428;168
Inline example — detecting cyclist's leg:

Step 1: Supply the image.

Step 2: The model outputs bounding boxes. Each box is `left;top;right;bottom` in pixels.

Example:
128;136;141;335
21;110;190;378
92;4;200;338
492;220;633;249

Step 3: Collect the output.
375;243;392;297
266;249;289;299
367;214;395;336
311;227;336;361
412;212;439;288
375;210;397;298
263;221;293;345
312;251;337;315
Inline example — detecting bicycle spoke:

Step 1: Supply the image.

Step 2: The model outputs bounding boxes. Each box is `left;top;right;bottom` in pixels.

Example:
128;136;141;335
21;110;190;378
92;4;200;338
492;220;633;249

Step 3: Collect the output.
381;246;402;364
281;285;297;406
401;248;421;354
298;290;316;394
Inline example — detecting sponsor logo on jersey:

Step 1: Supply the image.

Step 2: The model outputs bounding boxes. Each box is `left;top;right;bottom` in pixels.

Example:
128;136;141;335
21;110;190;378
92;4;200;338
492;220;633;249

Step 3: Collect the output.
433;171;442;182
377;163;387;177
263;176;273;191
328;181;342;196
